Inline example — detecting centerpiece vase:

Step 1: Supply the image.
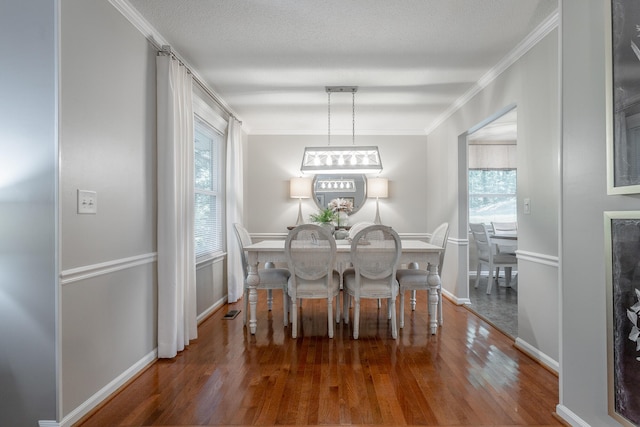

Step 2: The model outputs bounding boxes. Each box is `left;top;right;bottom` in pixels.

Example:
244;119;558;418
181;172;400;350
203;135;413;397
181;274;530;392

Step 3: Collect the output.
337;211;349;228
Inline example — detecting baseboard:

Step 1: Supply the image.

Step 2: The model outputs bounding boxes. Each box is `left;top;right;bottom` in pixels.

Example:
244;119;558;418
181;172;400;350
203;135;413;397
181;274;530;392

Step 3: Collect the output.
555;404;591;427
197;295;228;324
514;337;559;373
60;349;157;427
441;288;471;305
39;421;60;427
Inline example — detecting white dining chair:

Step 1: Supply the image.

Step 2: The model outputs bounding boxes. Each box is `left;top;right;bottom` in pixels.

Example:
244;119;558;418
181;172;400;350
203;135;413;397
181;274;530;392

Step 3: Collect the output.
285;224;341;338
470;222;517;294
395;222;449;328
490;221;518;281
233;223;291;326
343;225;401;339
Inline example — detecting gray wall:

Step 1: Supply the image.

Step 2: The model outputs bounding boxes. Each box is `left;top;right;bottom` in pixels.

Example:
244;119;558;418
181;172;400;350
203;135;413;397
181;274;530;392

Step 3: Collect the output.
558;0;639;425
426;27;560;364
60;0;158;417
58;1;228;422
0;0;59;425
246;135;429;235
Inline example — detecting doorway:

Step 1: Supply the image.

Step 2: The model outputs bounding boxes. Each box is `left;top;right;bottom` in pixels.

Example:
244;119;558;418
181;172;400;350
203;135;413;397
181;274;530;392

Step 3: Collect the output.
465;107;518;338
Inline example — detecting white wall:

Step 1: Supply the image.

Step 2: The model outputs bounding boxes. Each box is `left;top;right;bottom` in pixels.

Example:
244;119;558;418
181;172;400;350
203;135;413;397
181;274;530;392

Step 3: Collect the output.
246;135;429;236
0;1;59;425
426;28;560;363
557;1;639;425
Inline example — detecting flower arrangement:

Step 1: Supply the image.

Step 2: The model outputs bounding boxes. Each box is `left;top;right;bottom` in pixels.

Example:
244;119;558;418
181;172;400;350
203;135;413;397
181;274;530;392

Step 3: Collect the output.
328;198;353;228
328;198;353;214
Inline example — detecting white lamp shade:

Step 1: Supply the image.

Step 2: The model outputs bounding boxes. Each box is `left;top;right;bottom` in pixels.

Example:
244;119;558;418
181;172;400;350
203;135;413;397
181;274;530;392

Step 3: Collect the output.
368;177;388;198
290;177;312;199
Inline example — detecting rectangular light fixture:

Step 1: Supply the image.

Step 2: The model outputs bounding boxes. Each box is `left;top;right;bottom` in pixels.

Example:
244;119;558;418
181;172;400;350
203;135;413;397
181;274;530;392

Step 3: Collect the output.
300;145;383;175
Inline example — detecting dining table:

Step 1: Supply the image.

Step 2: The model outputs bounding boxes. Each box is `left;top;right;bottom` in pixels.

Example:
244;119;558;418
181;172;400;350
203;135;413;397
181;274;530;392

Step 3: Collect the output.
243;238;444;335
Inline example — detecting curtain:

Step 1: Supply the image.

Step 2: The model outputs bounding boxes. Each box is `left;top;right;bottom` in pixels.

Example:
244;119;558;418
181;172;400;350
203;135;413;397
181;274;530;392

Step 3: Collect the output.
156;54;197;358
226;118;244;302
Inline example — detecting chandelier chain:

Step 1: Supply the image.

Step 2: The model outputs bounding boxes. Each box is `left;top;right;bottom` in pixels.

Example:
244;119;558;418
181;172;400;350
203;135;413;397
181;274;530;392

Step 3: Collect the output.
352;91;355;145
328;91;331;146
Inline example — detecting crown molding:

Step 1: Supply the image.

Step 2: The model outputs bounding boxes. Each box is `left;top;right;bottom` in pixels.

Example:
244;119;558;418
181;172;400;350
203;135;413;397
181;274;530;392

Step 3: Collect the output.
424;9;559;135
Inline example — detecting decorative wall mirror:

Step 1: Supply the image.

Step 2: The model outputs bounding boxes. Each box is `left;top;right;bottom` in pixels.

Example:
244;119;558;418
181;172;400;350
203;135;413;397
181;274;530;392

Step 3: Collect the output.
312;174;367;214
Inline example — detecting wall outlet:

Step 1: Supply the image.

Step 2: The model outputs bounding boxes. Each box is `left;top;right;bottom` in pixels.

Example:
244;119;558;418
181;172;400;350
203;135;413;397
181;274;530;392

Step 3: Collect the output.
523;197;531;215
78;190;97;214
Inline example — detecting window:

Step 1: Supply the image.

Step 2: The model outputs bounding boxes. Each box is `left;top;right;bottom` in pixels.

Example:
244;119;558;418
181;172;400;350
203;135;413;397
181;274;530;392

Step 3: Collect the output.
194;115;223;258
468;169;517;224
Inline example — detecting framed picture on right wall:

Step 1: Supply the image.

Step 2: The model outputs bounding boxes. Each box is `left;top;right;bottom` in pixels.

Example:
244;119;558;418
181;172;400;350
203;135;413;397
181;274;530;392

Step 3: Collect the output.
606;0;640;194
605;211;640;426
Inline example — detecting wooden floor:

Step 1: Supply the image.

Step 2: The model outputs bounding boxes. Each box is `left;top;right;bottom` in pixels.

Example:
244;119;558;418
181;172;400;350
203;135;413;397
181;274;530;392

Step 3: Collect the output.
75;292;562;427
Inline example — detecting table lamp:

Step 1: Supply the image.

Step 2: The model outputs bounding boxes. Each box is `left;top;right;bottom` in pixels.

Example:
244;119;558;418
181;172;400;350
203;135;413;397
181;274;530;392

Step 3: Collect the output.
290;177;312;225
368;177;388;224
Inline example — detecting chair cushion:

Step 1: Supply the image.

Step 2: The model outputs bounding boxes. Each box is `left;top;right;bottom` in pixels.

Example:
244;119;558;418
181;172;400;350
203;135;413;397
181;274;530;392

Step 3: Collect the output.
343;271;398;297
396;268;431;289
255;268;290;287
288;271;340;297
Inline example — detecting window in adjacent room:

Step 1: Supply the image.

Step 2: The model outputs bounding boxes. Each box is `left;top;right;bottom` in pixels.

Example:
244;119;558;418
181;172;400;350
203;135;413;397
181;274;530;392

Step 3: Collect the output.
468;167;517;224
194;115;223;259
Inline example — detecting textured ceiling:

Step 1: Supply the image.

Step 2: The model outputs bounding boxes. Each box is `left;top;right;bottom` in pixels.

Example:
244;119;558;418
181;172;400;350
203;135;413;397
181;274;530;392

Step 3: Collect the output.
126;0;558;135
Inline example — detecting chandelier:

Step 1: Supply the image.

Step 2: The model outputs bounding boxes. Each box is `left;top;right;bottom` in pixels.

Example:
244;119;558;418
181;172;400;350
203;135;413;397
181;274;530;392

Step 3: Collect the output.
300;86;382;175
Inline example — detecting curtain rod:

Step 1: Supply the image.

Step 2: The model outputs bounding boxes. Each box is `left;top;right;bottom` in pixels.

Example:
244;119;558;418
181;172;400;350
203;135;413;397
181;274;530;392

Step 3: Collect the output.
158;45;242;125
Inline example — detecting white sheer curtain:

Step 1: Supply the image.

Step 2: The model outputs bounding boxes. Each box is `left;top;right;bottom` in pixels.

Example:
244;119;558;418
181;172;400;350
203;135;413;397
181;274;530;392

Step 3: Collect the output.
226;118;244;302
156;54;198;358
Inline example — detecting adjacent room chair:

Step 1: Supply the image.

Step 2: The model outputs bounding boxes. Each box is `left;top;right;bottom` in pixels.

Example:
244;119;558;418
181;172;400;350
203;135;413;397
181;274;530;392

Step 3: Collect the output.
491;221;518;281
233;223;291;326
470;222;517;294
285;224;341;338
395;222;449;328
343;225;402;339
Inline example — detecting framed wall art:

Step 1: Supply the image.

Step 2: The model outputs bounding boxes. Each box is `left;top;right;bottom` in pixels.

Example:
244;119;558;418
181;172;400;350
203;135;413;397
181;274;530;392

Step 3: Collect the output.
606;0;640;194
605;211;640;426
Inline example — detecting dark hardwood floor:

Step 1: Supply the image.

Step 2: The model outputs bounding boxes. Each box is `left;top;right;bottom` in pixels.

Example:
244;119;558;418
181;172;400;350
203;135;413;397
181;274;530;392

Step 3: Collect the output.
75;292;562;426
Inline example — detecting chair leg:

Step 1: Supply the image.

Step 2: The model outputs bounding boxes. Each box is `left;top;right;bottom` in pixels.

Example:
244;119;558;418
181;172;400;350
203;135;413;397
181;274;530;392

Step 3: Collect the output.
378;298;382;308
243;288;249;326
486;262;494;294
328;297;334;338
353;299;360;339
291;298;298;338
282;288;288;327
387;298;392;320
390;297;397;339
505;267;512;287
410;290;417;311
335;290;341;323
437;288;443;325
475;263;482;288
343;293;350;324
399;290;405;328
495;267;500;284
267;289;273;311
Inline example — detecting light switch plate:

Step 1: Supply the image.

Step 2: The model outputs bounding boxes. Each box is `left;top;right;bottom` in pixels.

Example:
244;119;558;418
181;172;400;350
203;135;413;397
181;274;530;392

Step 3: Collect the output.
78;190;97;214
523;197;531;215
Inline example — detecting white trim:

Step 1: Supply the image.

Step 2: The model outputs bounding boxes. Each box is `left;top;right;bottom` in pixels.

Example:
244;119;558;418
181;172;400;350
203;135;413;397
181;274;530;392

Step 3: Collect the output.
39;421;60;427
516;250;559;267
197;296;228;324
196;252;226;269
59;350;157;427
442;287;471;305
515;337;559;373
555;404;592;427
60;253;157;285
448;237;469;246
425;10;559;135
108;0;240;120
